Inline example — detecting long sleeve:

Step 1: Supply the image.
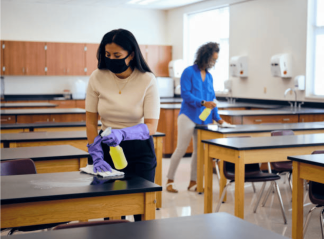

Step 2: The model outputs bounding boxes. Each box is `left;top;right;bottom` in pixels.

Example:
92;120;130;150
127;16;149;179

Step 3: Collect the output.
212;106;222;122
180;68;203;107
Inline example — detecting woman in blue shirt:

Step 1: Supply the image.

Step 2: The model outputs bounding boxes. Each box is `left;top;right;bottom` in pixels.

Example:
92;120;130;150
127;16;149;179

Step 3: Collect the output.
166;42;231;193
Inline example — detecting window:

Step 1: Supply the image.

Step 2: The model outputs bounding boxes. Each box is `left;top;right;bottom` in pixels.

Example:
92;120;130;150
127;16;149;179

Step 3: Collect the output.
308;0;324;96
186;7;229;92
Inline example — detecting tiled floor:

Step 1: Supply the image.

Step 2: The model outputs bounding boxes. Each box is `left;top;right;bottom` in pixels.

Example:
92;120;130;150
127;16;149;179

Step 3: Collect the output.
2;157;323;238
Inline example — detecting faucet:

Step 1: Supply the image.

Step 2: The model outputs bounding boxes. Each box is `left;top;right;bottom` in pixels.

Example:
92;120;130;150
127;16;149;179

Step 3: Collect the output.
284;88;297;112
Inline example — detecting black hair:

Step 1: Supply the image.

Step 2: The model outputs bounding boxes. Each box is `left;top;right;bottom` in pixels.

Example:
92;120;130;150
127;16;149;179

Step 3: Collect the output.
97;29;152;73
194;42;220;70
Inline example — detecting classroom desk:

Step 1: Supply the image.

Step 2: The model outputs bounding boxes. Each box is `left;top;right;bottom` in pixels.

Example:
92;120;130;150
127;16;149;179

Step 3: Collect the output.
196;122;324;193
0;172;162;228
0;145;89;174
0;131;165;209
287;154;324;239
202;134;324;219
6;213;288;239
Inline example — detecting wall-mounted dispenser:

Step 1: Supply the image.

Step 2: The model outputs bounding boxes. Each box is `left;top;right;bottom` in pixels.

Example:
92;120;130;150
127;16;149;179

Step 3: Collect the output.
229;56;248;77
270;54;292;78
294;75;305;90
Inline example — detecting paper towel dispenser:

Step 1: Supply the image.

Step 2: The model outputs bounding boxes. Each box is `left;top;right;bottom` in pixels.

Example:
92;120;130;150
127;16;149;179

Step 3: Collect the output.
294;75;305;90
229;56;248;77
168;59;185;78
270;54;292;78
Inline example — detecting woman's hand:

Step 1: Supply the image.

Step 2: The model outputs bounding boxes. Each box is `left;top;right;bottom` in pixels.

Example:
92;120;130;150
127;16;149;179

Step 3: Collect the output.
204;101;217;109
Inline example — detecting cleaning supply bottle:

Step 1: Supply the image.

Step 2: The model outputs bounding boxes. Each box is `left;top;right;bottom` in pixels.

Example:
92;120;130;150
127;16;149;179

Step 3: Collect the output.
101;127;128;170
199;107;211;121
199;99;217;121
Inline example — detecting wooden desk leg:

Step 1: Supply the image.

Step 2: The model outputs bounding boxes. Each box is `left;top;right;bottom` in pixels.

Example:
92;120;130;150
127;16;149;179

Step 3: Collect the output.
155;137;163;209
142;192;156;221
219;160;227;202
204;144;213;213
292;161;304;239
234;153;245;219
197;130;204;193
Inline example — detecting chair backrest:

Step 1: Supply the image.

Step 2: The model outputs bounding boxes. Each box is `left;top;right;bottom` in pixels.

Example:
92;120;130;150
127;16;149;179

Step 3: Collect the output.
53;220;130;230
271;130;294;136
223;136;260;178
1;159;37;176
308;151;324;205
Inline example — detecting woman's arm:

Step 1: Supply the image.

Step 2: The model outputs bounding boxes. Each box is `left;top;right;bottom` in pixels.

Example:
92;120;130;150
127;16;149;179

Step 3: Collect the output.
144;118;159;135
86;111;99;144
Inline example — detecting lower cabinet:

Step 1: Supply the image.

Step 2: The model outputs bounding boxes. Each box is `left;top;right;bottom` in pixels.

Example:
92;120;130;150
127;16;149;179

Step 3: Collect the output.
157;108;193;157
242;115;299;124
299;114;324;122
16;114;85;123
1;115;16;124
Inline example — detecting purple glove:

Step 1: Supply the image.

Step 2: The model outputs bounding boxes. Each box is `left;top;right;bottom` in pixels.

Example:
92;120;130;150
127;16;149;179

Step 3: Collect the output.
87;135;112;173
102;124;150;147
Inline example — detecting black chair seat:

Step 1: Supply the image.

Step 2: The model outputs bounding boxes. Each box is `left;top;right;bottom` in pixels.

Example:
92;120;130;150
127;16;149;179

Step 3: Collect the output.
309;181;324;206
225;171;280;182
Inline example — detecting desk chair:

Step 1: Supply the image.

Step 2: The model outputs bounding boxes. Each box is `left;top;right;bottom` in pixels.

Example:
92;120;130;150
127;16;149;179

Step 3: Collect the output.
215;137;287;224
303;150;324;238
260;130;294;207
53;220;130;230
0;159;68;236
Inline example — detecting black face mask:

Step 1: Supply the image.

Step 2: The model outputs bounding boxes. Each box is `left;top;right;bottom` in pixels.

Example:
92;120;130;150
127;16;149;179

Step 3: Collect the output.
104;53;131;74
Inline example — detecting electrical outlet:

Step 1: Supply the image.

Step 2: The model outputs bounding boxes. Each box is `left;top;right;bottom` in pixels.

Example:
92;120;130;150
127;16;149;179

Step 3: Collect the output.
264;87;267;93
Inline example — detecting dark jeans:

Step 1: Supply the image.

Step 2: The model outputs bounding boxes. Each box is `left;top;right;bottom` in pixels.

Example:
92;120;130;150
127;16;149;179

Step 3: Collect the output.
89;133;157;221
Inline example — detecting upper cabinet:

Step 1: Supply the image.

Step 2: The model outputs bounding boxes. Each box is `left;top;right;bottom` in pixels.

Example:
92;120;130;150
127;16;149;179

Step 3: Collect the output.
1;41;172;77
47;42;86;76
145;45;172;77
85;43;99;76
2;41;46;75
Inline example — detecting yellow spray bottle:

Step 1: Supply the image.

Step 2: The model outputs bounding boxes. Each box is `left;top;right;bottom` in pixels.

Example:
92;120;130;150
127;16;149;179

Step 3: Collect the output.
101;127;128;170
199;99;217;121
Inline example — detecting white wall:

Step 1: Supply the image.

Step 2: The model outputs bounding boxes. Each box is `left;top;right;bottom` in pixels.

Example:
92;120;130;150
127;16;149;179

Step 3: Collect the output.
1;1;167;95
166;0;323;103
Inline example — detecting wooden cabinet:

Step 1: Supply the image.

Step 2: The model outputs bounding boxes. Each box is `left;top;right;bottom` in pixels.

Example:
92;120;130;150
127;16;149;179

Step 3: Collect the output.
141;45;172;77
242;115;299;124
85;43;99;75
2;41;46;75
25;42;46;75
46;43;85;76
17;115;50;124
50;114;85;122
1;115;16;124
2;41;25;75
75;100;85;109
299;114;324;122
1;40;4;75
49;100;76;108
157;108;193;156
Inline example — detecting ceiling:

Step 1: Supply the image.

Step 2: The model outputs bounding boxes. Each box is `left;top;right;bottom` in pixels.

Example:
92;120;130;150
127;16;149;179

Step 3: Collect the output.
1;0;212;10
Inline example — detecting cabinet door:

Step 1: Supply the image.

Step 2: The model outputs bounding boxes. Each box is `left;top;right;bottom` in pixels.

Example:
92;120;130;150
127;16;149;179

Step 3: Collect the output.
66;43;86;75
146;45;159;76
85;43;99;76
3;41;26;75
25;42;46;75
157;46;172;77
46;42;66;75
75;100;85;109
156;108;174;155
50;114;85;122
16;115;50;123
1;115;16;124
1;41;4;75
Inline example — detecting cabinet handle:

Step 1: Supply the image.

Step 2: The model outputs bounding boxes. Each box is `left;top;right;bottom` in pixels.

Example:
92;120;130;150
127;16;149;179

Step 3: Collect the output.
8;117;11;120
47;118;49;122
53;118;55;122
22;67;25;73
283;118;290;121
254;119;262;122
1;119;8;121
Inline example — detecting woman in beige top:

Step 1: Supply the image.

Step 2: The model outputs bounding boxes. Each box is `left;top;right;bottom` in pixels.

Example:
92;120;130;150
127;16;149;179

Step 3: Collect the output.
86;29;160;221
